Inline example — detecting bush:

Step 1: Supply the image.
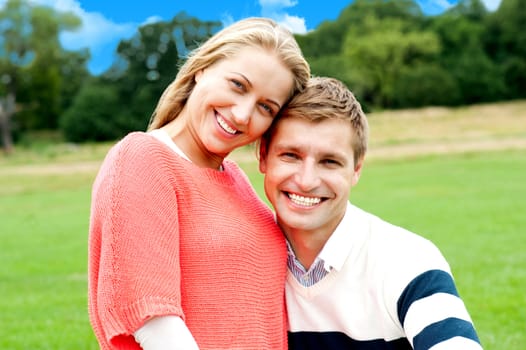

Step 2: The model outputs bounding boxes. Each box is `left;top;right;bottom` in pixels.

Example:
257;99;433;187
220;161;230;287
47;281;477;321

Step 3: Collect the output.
394;64;461;107
60;83;123;142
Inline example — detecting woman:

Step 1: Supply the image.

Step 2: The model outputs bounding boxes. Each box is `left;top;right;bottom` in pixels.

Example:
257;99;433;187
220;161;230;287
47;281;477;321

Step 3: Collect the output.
88;17;310;349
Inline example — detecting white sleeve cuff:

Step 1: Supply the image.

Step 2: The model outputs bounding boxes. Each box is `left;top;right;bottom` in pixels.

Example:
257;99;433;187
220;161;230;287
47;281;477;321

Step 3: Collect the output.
134;315;200;350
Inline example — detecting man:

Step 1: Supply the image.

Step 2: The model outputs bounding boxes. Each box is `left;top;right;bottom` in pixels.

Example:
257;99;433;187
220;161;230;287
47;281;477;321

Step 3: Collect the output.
259;77;483;349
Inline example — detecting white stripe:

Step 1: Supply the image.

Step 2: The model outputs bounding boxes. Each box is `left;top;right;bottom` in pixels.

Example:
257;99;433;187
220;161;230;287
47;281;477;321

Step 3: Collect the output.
429;336;483;350
404;293;473;342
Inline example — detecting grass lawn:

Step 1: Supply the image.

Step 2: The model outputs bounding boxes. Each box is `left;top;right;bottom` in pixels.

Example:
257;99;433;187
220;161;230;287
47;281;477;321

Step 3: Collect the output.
1;100;525;349
0;171;99;349
353;151;526;349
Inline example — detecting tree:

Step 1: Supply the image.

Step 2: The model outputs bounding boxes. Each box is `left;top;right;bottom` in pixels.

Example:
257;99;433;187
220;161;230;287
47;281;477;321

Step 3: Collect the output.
0;0;32;153
59;49;91;112
60;82;121;142
296;0;424;59
0;93;15;154
343;16;441;109
108;13;220;136
429;4;505;103
0;0;84;152
485;0;526;99
446;0;488;20
295;0;430;109
61;13;220;142
394;64;461;107
16;2;82;130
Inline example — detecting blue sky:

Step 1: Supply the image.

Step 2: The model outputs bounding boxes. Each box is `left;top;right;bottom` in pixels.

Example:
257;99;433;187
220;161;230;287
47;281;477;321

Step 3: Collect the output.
0;0;502;75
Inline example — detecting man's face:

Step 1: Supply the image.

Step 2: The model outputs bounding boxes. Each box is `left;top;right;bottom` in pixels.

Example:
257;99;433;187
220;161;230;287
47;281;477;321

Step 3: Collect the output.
260;117;363;236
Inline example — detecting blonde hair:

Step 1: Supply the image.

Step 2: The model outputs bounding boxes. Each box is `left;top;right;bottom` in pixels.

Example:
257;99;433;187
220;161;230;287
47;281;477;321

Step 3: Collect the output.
261;76;369;163
148;17;310;130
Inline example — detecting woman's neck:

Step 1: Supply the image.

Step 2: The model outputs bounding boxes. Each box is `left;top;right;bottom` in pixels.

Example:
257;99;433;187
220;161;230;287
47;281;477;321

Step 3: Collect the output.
161;117;225;170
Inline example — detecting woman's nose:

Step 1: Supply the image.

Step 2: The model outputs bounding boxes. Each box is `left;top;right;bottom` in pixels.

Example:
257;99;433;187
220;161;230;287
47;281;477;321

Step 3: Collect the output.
232;99;255;125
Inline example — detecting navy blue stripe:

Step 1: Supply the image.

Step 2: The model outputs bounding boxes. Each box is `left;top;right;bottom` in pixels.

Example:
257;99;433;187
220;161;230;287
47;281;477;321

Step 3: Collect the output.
397;269;459;326
413;317;481;349
288;331;411;350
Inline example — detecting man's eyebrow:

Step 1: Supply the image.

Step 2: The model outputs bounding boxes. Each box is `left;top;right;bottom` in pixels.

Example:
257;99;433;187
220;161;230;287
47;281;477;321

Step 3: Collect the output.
274;143;348;160
273;143;301;153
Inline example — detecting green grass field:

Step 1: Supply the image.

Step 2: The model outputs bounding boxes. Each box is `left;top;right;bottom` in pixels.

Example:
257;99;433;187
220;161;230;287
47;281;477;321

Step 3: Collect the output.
1;100;525;349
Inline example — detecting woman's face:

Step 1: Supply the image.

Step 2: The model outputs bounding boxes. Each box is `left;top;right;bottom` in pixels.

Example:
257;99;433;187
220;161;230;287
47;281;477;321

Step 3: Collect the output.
185;46;294;160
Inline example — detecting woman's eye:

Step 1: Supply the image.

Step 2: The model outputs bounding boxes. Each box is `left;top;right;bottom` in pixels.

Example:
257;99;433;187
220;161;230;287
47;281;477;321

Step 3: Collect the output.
259;103;275;116
231;79;245;90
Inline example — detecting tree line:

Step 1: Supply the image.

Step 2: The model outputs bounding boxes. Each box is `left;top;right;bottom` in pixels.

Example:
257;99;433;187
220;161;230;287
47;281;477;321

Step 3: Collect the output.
0;0;524;151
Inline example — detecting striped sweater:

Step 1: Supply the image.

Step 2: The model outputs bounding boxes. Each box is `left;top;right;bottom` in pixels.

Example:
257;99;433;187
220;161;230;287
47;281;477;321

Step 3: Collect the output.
88;132;288;349
286;203;482;350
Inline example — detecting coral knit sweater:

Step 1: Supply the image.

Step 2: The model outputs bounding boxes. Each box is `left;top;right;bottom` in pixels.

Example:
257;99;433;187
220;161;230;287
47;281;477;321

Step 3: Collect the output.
88;132;288;349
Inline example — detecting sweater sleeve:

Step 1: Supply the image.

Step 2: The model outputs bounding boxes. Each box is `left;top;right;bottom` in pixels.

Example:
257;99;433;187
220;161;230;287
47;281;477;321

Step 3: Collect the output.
90;134;184;345
380;229;482;350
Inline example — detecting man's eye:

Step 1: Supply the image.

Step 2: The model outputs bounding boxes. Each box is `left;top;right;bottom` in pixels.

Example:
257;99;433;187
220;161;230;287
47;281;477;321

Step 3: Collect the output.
323;159;341;167
280;152;298;160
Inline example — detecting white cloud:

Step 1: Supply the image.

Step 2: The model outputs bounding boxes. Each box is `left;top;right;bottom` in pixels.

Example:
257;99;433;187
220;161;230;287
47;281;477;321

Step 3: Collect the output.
21;0;136;51
418;0;454;14
275;14;307;34
259;0;298;8
258;0;306;33
434;0;454;10
481;0;501;11
59;12;135;51
424;0;502;12
220;13;235;27
0;0;138;73
142;15;163;26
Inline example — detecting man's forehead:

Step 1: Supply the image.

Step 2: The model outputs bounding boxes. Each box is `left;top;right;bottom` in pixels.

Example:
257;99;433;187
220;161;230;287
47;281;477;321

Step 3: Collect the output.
271;117;354;155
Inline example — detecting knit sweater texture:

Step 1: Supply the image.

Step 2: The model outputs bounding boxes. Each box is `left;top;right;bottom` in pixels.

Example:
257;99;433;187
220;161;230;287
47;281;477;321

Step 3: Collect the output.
88;132;288;349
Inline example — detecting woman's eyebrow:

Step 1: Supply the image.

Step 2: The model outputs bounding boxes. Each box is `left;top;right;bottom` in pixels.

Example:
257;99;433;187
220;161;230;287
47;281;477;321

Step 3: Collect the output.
233;71;282;110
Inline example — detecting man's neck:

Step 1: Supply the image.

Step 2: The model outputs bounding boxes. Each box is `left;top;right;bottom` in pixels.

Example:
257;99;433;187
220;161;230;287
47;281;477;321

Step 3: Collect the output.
283;228;332;270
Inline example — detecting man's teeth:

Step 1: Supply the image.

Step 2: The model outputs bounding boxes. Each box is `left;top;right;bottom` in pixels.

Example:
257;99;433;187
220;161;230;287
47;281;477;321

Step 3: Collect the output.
217;116;237;134
288;193;321;206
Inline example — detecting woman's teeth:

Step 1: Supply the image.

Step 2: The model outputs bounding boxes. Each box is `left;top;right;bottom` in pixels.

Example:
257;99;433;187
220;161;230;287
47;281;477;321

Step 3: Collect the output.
217;115;237;134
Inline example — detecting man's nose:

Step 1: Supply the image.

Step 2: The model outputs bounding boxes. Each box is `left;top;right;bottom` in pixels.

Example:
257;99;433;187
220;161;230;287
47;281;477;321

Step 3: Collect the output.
295;161;321;191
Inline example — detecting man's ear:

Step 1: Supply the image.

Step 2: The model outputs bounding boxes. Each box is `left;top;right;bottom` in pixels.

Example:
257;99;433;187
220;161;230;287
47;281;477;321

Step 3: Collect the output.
351;156;365;186
258;140;268;174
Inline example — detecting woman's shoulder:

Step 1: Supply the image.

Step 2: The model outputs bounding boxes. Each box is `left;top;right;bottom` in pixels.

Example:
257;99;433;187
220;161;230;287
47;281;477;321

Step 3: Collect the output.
116;131;157;149
98;132;175;175
109;132;170;159
222;159;251;183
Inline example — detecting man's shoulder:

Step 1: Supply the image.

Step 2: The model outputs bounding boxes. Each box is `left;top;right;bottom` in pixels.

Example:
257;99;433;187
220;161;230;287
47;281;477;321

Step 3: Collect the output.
347;203;447;270
350;204;434;247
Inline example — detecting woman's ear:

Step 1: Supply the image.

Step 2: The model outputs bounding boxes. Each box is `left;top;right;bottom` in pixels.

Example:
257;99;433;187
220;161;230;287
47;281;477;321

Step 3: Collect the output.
195;69;204;83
